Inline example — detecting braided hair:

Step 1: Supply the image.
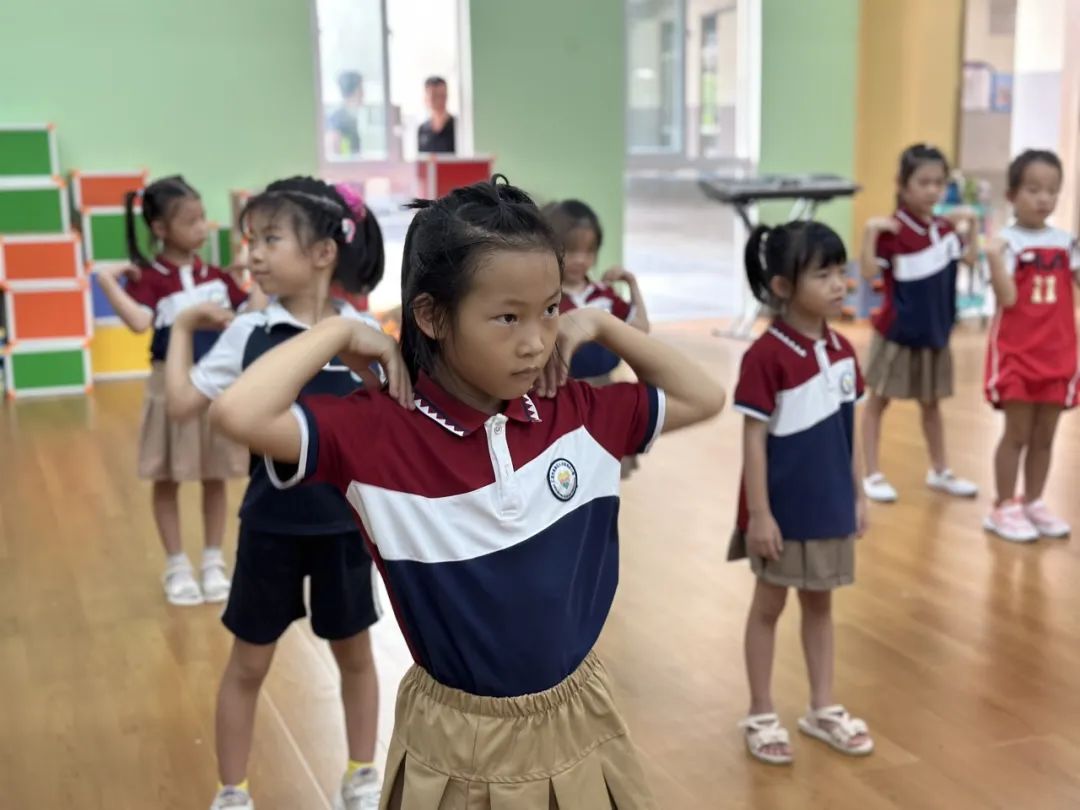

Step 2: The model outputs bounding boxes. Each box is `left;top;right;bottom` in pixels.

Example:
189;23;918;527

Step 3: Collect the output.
239;176;384;293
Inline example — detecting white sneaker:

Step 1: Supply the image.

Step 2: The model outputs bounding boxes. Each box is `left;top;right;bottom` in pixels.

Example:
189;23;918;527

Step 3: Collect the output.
1024;500;1070;538
863;473;898;503
983;500;1039;543
201;560;232;604
163;556;203;606
926;469;978;498
333;767;381;810
210;785;254;810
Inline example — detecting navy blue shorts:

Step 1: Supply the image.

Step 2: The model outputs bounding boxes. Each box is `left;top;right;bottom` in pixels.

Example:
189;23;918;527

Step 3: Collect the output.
222;524;381;645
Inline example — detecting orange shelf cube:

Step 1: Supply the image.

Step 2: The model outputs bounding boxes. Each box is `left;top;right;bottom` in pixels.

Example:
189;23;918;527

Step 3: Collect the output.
70;170;147;210
4;284;91;344
0;233;83;286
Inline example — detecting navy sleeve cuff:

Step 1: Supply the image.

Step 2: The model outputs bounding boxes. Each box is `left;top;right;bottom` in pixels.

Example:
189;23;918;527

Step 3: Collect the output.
636;386;666;454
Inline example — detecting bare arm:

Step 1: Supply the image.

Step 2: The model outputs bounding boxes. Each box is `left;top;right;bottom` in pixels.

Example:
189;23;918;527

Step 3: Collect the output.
544;308;724;432
851;405;868;536
859;218;899;281
164;304;233;421
945;207;981;268
603;267;650;333
743;417;782;560
95;265;153;332
209;316;412;462
985;237;1017;308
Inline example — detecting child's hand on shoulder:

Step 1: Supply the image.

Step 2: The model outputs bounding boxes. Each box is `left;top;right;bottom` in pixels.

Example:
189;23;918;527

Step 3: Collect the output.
746;511;783;561
602;266;637;286
176;302;235;332
334;317;414;409
104;263;142;283
864;217;900;236
535;308;609;398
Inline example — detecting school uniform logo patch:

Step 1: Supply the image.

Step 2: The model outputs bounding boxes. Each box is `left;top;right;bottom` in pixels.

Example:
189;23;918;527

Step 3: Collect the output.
840;371;855;396
548;459;578;501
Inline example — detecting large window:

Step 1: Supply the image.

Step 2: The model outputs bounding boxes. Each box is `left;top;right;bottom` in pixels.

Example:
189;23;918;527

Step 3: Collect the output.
627;0;684;154
626;0;744;162
313;0;467;175
315;0;390;163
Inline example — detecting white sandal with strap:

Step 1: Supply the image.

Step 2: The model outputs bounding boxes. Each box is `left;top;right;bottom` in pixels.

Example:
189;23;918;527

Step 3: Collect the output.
798;705;874;756
163;558;203;606
738;713;794;765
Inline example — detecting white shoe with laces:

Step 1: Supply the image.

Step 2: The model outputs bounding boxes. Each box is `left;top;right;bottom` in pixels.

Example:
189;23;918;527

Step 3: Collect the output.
1024;499;1070;538
926;468;978;498
333;767;381;810
210;785;254;810
862;473;898;503
163;556;203;606
984;500;1039;543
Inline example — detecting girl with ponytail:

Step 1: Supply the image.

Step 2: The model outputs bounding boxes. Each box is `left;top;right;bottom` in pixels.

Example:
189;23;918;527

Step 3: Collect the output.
730;220;876;764
95;175;249;609
206;175;726;809
162;176;388;810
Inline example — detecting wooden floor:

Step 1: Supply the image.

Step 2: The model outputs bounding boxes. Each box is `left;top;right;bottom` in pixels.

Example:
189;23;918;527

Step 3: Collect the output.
4;320;1080;809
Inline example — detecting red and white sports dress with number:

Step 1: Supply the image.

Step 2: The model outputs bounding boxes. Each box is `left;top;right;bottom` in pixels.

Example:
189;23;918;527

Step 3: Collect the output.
985;224;1080;408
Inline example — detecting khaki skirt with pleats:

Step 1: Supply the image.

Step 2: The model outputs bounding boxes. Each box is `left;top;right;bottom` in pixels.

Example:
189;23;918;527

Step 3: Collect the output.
380;651;657;810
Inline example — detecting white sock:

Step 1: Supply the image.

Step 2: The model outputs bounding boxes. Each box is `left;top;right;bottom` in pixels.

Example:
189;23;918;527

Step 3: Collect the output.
166;552;190;568
203;546;226;570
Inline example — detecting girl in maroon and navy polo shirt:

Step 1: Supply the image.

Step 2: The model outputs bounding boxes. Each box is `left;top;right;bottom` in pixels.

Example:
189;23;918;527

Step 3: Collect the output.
96;176;249;607
208;177;726;809
859;144;980;504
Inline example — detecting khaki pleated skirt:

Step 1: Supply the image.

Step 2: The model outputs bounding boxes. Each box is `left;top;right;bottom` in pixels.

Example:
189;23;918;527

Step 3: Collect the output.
728;530;855;591
380;651;657;810
864;332;953;402
137;363;248;482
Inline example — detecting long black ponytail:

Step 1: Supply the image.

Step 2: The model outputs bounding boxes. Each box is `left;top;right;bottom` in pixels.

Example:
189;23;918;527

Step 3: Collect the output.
124;175;199;268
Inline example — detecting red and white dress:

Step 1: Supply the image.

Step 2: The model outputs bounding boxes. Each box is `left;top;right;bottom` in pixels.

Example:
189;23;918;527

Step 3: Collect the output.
985;224;1080;408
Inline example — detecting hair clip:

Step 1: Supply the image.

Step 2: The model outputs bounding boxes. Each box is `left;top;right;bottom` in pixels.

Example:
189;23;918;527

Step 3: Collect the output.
342;218;357;245
758;230;770;273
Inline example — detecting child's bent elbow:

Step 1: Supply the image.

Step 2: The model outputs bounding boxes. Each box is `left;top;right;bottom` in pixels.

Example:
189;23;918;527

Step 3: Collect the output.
704;382;727;418
208;398;243;442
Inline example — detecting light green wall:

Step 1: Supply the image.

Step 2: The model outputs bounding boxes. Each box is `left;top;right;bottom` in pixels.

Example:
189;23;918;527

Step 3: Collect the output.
470;0;625;268
758;0;859;245
0;1;318;224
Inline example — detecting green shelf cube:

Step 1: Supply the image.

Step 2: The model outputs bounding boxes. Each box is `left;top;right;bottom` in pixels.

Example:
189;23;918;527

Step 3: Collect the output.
0;179;68;234
5;343;90;398
209;225;233;267
83;207;151;265
0;125;59;177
